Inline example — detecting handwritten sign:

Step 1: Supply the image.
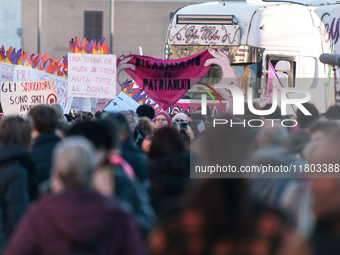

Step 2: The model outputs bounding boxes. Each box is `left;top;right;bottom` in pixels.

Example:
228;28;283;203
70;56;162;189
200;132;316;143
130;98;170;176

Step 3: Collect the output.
96;98;112;112
104;92;140;113
0;63;15;81
70;97;92;112
1;80;58;116
68;53;117;98
13;66;73;114
13;66;31;81
167;24;240;46
0;63;15;102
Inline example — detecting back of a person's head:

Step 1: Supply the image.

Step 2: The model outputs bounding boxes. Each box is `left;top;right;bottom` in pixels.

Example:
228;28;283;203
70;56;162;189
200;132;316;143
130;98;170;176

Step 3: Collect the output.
186;116;252;228
256;123;289;147
50;103;64;122
64;114;76;123
121;110;138;132
102;112;134;146
75;112;91;123
202;115;249;168
261;104;282;119
0;116;32;150
296;102;320;129
325;105;340;120
103;112;129;133
149;127;186;160
136;105;155;120
68;120;118;151
309;118;340;139
286;130;311;155
56;122;72;139
51;136;95;189
187;118;249;225
139;116;156;135
28;104;58;134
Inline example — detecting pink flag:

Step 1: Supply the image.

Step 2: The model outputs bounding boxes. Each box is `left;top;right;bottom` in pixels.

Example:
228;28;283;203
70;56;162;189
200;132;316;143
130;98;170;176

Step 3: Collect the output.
120;49;215;110
265;61;276;104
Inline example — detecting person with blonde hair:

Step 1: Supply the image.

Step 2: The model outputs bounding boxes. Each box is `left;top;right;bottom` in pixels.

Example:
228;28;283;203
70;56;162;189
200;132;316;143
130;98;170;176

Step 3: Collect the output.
4;137;145;255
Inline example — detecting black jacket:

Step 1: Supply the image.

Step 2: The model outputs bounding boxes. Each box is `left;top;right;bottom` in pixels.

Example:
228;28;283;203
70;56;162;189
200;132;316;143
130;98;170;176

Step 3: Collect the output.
148;152;190;219
0;143;37;246
31;133;60;183
114;167;157;236
122;143;149;183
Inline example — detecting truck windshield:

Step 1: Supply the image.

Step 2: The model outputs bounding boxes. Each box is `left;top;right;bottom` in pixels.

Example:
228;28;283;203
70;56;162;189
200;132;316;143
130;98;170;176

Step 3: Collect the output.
186;62;260;99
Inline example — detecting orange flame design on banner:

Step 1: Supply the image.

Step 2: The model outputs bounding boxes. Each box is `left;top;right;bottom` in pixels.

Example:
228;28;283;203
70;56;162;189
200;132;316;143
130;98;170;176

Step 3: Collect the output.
0;46;68;78
69;37;109;54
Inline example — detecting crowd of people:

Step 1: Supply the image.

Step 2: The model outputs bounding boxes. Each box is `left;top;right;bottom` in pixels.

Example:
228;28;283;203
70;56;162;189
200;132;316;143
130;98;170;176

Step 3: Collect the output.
0;101;340;254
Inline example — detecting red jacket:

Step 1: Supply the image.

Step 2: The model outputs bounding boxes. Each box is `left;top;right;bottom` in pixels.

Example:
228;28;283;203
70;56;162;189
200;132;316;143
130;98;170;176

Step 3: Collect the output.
3;189;145;255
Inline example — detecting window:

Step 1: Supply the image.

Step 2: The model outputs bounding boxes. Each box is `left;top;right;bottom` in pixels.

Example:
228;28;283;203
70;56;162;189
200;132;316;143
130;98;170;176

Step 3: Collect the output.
266;55;297;90
84;11;103;42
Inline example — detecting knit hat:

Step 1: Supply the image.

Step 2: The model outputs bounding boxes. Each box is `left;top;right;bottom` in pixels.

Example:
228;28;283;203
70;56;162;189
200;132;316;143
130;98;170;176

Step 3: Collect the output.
136;105;155;120
173;113;187;121
154;111;171;126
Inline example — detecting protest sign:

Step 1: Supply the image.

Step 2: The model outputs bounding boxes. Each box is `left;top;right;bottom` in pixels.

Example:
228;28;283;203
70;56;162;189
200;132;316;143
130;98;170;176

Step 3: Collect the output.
13;66;31;81
120;49;215;110
70;97;92;112
14;66;73;113
0;63;15;102
1;80;58;116
96;98;111;112
104;92;140;113
120;49;239;110
68;53;117;98
0;63;15;82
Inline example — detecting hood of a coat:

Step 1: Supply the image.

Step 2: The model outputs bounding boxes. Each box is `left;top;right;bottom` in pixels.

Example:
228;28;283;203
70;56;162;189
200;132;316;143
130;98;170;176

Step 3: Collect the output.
0;143;33;168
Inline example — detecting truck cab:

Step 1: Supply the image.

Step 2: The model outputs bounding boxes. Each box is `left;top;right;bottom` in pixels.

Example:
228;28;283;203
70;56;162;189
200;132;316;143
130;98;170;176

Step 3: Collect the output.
165;0;339;114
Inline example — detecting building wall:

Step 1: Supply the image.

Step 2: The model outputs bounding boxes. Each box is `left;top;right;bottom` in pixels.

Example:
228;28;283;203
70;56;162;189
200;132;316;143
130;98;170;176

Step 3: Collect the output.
21;0;201;59
0;0;22;50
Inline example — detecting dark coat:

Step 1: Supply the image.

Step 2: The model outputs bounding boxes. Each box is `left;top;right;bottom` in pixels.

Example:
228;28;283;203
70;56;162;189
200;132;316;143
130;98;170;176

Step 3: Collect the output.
31;133;60;183
122;143;149;183
3;189;145;255
0;143;37;246
148;152;190;219
115;166;157;236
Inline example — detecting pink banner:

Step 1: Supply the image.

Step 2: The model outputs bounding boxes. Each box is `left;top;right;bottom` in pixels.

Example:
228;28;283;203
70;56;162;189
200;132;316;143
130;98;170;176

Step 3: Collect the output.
121;49;215;109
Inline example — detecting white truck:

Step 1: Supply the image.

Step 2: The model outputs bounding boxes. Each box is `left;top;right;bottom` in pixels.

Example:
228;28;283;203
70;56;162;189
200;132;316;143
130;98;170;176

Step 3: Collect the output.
165;0;340;114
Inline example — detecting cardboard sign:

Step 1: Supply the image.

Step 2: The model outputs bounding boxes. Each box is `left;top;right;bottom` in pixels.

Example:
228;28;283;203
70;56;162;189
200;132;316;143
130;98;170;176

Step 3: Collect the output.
13;66;31;81
96;98;112;112
104;92;140;113
0;63;15;81
70;97;92;112
13;66;73;114
68;53;117;98
1;80;58;116
0;63;15;102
